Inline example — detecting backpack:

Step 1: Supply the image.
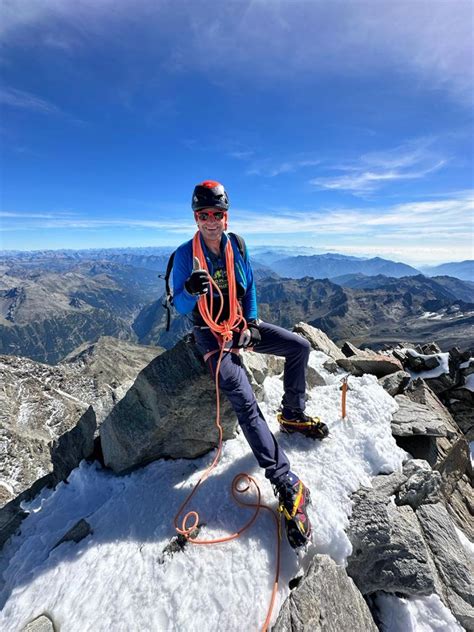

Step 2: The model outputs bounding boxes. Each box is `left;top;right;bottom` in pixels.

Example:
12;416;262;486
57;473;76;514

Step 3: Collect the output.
160;233;246;331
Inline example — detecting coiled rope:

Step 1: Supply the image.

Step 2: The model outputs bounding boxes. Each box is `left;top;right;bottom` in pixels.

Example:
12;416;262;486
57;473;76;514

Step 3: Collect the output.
173;232;281;631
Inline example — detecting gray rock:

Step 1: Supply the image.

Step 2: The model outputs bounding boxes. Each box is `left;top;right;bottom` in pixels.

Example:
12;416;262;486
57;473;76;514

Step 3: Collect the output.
53;518;92;549
337;353;403;378
22;615;56;632
240;350;284;398
391;395;448;437
417;503;474;630
307;365;326;388
100;338;238;472
446;475;474;541
446;399;473;441
396;460;442;509
421;342;442;355
378;371;411;396
346;485;435;596
405;349;441;372
273;555;378;632
425;372;457;395
449;386;474;404
292;322;345;360
323;359;340;374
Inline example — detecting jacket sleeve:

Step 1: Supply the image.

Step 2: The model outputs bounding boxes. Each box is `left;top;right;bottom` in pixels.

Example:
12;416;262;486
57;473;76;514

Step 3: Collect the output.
172;244;199;315
241;245;258;321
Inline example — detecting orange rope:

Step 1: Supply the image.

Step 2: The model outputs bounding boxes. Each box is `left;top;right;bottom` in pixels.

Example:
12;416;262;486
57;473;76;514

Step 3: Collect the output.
173;232;281;632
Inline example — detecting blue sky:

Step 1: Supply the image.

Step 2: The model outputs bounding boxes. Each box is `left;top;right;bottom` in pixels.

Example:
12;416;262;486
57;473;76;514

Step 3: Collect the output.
1;0;473;264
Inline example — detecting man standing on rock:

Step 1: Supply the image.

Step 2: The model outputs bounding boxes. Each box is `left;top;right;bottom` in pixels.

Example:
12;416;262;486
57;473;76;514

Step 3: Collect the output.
172;180;328;549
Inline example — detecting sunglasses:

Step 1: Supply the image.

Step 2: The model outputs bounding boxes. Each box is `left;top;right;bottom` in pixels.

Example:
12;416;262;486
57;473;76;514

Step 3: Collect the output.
196;210;226;222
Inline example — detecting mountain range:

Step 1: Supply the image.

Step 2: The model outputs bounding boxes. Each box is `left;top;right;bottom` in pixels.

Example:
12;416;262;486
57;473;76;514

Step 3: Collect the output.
1;249;473;363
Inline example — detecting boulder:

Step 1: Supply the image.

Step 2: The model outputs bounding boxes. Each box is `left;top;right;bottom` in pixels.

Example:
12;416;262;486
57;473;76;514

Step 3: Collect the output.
22;615;56;632
378;371;411;396
405;351;441;372
346;485;435;596
100;338;238;472
391;395;448;438
273;555;378;632
419;342;442;355
417;503;474;630
323;359;340;374
337;353;403;378
240;350;284;398
425;373;457;395
292;322;344;361
307;365;327;388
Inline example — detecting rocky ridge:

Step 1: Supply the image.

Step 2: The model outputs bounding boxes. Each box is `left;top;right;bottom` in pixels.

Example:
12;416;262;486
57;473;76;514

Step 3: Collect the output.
0;324;472;631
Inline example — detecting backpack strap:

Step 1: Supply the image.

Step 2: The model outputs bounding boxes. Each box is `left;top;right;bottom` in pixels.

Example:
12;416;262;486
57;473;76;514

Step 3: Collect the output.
159;250;176;331
228;232;247;260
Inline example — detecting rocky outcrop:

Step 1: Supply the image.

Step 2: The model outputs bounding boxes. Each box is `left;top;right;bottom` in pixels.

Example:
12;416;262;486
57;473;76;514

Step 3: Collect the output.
22;615;56;632
346;463;474;630
273;555;378;632
417;503;474;630
378;370;411;396
337;352;403;378
100;336;305;473
100;338;238;472
52;518;92;550
346;483;435;596
292;322;344;360
391;395;449;437
0;337;162;549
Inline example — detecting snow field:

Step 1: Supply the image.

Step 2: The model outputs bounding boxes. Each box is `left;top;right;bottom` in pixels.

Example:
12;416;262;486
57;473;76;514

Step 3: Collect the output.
0;351;461;631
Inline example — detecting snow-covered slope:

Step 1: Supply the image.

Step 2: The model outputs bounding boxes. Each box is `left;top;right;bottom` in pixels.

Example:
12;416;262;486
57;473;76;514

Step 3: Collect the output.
0;352;464;631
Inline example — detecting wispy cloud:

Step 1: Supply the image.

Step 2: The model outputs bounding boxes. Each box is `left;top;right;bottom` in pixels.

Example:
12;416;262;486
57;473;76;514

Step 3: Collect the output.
247;158;320;178
0;87;61;114
1;2;471;106
311;140;447;195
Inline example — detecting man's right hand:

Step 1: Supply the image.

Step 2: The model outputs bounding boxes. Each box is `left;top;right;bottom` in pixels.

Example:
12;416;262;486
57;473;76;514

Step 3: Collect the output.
185;257;210;295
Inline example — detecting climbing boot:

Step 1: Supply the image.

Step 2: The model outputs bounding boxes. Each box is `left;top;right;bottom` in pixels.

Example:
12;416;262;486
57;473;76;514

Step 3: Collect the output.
277;409;329;440
275;474;312;550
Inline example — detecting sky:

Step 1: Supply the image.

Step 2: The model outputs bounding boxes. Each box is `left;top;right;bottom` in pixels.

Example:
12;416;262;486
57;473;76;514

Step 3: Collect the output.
0;0;473;264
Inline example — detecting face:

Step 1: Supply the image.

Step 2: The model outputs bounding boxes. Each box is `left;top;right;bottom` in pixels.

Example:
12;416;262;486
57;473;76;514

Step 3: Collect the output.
195;209;227;242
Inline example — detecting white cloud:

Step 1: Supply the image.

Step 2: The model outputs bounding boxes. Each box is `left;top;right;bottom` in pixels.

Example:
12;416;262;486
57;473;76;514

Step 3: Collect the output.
311;140;448;194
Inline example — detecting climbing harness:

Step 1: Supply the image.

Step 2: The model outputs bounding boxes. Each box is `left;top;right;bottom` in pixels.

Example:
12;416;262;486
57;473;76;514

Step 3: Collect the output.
173;232;281;632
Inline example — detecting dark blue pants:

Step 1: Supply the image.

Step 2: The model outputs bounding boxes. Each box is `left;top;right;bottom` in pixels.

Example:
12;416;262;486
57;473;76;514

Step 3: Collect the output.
193;321;311;485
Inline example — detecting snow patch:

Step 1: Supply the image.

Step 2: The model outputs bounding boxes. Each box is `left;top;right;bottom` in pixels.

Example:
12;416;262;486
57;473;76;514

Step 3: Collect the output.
375;593;464;631
454;526;474;560
0;352;407;631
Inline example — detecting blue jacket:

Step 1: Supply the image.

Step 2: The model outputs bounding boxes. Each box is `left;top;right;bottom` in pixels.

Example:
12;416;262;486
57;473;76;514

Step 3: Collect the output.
173;232;258;320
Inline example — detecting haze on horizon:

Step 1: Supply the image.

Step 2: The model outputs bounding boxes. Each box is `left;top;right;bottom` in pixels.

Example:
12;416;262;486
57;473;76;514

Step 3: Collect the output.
1;1;473;265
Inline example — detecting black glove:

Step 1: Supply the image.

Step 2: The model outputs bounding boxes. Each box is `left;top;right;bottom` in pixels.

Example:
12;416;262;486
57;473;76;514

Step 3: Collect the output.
185;269;210;296
238;319;262;348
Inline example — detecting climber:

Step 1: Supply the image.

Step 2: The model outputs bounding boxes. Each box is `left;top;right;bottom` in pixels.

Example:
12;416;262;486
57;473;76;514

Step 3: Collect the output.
172;180;329;548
